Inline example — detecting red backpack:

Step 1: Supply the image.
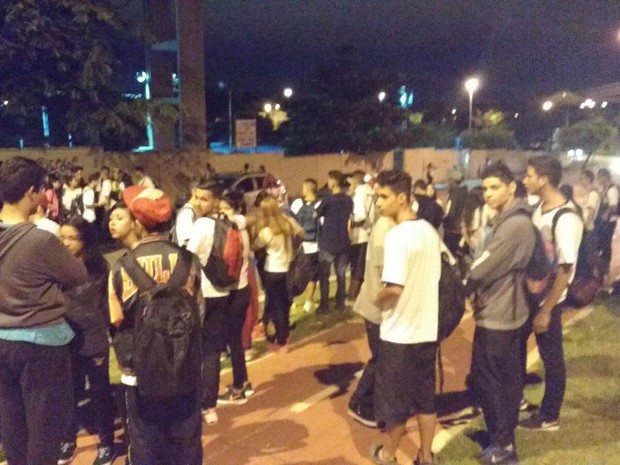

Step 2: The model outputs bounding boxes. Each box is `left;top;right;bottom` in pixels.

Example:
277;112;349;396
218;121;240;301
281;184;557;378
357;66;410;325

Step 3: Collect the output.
204;217;243;287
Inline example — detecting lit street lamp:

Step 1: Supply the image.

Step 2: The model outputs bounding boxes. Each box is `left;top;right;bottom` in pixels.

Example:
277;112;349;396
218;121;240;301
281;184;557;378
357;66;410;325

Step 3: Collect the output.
136;71;154;150
464;77;480;130
283;87;293;98
264;102;273;113
378;91;386;102
542;100;553;111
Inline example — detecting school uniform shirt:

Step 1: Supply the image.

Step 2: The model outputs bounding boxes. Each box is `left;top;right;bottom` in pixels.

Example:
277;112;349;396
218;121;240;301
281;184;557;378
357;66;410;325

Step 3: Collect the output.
254;226;292;273
380;219;441;344
581;188;600;232
185;217;230;298
61;186;82;212
82;186;96;223
532;201;583;304
174;203;197;247
349;183;375;245
99;179;112;208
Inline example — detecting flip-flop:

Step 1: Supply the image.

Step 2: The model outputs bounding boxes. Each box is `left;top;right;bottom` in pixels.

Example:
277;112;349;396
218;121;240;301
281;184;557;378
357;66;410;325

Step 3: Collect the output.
369;444;399;465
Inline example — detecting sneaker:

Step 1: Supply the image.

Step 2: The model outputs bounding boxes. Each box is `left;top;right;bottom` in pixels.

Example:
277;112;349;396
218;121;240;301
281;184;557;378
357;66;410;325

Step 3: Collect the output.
347;403;378;428
413;452;436;465
316;306;329;315
251;323;266;341
244;348;254;361
519;398;530;412
518;412;559;431
369;444;398;465
476;444;519;465
303;300;314;312
92;445;114;465
243;381;255;397
202;408;218;425
219;351;229;362
217;386;248;405
58;441;77;465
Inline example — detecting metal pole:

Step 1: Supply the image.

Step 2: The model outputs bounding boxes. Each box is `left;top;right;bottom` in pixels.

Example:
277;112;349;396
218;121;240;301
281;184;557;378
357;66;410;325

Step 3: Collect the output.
468;91;473;130
228;89;233;151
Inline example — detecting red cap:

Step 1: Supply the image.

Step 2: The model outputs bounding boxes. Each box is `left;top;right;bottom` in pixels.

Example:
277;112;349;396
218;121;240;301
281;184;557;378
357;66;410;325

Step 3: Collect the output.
122;185;172;228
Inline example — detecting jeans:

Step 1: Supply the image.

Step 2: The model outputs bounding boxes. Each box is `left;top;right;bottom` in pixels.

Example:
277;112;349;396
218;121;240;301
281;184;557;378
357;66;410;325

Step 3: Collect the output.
202;296;228;409
66;351;115;446
318;249;349;310
350;319;380;412
0;339;73;465
263;272;291;345
535;304;566;421
470;325;525;447
125;386;202;465
595;220;616;276
227;287;251;388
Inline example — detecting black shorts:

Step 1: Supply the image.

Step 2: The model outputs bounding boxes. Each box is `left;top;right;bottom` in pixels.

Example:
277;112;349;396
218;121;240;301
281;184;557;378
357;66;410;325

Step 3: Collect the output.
348;243;367;280
305;251;319;282
374;339;437;425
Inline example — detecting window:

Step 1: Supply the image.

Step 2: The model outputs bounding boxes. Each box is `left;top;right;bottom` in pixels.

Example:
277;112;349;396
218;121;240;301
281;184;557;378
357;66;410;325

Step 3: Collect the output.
234;177;255;193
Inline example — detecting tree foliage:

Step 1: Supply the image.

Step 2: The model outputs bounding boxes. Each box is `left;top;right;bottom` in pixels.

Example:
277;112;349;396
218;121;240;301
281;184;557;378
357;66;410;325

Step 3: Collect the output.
557;117;618;168
0;0;174;150
461;127;517;149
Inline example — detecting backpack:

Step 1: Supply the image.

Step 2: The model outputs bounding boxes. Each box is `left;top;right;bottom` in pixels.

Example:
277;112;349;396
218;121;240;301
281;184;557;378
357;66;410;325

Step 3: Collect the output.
204;216;243;287
295;200;318;241
120;250;202;399
567;230;602;307
286;245;313;298
437;250;466;341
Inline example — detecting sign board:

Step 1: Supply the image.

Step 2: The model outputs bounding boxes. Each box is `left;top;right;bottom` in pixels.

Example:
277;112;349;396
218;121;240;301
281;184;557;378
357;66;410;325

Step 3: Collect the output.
235;119;257;149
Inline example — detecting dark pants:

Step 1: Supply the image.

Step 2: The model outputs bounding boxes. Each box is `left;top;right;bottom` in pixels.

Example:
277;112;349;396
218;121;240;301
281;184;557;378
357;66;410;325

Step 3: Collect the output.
348;242;368;281
470;325;525;447
350;319;380;412
535;305;566;421
0;339;73;465
202;296;228;409
595;220;616;276
66;351;115;446
318;249;349;310
263;272;291;345
227;287;251;388
125;386;202;465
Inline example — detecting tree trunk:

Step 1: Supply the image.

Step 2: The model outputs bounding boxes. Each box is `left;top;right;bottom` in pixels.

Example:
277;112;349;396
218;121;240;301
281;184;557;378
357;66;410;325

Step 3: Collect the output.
582;151;594;170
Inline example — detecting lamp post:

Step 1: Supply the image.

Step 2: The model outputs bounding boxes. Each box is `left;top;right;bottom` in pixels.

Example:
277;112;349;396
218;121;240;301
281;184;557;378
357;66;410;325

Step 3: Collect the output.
136;71;154;150
464;77;480;130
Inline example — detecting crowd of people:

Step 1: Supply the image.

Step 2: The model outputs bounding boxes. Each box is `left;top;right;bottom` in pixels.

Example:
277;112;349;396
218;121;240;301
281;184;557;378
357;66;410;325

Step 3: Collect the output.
0;153;615;465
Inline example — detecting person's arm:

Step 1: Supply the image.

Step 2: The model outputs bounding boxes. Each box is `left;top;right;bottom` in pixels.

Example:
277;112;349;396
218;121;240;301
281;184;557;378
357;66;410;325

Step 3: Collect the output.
40;235;88;290
98;180;111;207
375;284;403;309
582;191;599;229
83;189;95;209
351;190;368;223
252;227;271;251
288;216;306;240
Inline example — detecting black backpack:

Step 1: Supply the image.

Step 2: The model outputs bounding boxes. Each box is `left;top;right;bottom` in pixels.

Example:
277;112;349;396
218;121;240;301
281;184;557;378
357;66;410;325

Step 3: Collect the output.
295;200;318;241
286;245;313;298
120;250;202;399
437;250;466;341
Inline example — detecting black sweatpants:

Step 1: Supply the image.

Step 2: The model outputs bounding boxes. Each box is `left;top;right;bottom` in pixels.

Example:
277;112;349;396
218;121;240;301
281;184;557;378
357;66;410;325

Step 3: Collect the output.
0;339;73;465
202;296;228;409
350;319;380;412
470;324;525;448
227;287;251;389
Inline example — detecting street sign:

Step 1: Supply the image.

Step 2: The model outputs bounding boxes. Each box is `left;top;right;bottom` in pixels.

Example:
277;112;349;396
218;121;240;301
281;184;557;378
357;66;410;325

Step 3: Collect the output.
235;119;257;149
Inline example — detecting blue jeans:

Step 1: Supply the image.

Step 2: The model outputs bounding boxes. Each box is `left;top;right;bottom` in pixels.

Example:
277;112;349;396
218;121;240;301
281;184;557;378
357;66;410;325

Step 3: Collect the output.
318;249;349;310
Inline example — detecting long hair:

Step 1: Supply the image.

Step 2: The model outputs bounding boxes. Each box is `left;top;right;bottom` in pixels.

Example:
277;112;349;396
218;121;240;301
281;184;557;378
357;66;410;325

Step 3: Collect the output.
256;196;294;238
63;215;109;279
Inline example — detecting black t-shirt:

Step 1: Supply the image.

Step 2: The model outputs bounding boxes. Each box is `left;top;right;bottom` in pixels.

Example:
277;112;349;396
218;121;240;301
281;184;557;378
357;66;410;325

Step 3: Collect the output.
316;193;353;254
415;194;444;230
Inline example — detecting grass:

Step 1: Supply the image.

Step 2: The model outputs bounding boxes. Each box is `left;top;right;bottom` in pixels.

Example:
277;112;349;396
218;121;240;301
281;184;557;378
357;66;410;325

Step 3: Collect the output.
437;302;620;465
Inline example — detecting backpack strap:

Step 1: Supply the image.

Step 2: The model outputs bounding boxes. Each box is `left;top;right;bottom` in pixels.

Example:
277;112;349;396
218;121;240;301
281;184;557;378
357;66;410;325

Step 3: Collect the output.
120;252;157;293
550;207;580;246
0;222;36;262
168;249;193;288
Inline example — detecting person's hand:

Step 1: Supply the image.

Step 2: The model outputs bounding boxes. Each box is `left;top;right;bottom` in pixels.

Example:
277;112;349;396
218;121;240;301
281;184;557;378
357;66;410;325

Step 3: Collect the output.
533;311;551;334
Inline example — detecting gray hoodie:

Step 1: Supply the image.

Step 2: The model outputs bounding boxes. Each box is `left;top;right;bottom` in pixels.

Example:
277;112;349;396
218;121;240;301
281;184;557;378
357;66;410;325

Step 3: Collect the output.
467;200;536;330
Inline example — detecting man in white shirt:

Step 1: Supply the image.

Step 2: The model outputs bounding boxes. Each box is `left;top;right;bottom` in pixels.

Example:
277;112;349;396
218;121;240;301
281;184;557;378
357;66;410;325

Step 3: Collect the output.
134;165;155;188
174;183;219;247
371;170;440;465
521;155;583;432
96;166;112;211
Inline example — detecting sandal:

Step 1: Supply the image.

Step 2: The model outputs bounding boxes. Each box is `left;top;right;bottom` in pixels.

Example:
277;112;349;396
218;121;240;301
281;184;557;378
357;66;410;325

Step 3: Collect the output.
370;444;399;465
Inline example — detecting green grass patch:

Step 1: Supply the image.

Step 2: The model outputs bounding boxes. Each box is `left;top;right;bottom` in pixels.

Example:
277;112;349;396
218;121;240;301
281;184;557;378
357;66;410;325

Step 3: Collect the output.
438;304;620;465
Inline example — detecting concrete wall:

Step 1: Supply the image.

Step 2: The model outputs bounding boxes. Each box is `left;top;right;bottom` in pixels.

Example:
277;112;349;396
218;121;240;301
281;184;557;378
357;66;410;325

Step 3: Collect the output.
1;147;544;201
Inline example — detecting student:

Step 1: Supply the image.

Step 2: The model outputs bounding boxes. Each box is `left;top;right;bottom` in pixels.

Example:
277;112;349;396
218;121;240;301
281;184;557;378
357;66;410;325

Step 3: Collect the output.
134;165;155;188
44;172;62;220
174;183;217;247
316;170;353;313
290;178;321;312
371;170;440;465
108;187;204;465
594;168;618;282
466;163;536;465
58;216;115;465
0;156;88;465
185;180;231;426
253;195;304;352
82;173;100;223
412;179;443;230
521;155;583;431
62;172;83;217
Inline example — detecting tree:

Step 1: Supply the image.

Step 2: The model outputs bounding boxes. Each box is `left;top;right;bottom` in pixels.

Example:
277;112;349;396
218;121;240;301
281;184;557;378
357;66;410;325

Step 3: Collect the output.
0;0;176;150
460;109;517;149
557;117;618;169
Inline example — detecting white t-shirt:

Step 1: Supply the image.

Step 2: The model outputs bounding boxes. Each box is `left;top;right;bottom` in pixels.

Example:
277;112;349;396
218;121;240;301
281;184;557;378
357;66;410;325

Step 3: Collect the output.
380;219;441;344
532;201;583;303
35;217;60;238
581;188;600;231
174;204;196;247
186;217;230;298
62;187;82;212
254;227;292;273
290;197;320;254
138;176;155;188
99;179;112;207
82;187;96;223
349;184;375;245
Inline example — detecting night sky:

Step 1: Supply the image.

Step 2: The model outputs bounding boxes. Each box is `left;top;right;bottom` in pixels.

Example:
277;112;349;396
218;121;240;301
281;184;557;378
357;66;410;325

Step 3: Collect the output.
202;0;620;109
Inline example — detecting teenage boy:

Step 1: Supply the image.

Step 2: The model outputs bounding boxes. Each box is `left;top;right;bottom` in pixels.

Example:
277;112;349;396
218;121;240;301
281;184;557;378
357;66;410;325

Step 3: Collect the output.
185;180;231;426
174;183;218;247
291;178;321;312
0;156;88;465
466;163;536;465
108;186;204;465
371;170;440;465
316;170;353;313
412;179;443;230
521;155;583;431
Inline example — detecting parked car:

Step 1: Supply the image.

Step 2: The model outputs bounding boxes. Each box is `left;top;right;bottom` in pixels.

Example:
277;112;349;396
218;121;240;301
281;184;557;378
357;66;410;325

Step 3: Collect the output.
213;171;288;212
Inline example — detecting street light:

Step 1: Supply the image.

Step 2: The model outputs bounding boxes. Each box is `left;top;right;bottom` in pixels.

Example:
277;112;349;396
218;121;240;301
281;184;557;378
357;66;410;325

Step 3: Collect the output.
542;100;553;111
378;91;386;102
464;77;480;130
283;87;293;98
136;71;154;150
264;102;273;113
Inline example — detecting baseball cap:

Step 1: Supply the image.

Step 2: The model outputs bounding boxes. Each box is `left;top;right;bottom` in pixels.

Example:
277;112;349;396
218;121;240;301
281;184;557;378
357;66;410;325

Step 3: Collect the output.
122;185;172;228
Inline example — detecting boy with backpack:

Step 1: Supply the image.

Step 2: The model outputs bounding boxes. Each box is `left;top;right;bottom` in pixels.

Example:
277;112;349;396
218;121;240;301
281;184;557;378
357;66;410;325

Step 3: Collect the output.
173;183;219;247
290;178;321;312
520;155;583;432
465;163;537;465
108;186;205;465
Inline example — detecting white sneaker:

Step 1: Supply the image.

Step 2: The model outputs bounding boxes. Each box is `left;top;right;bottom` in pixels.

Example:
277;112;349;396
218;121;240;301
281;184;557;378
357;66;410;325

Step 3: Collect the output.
202;408;218;425
303;301;314;312
244;349;254;361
